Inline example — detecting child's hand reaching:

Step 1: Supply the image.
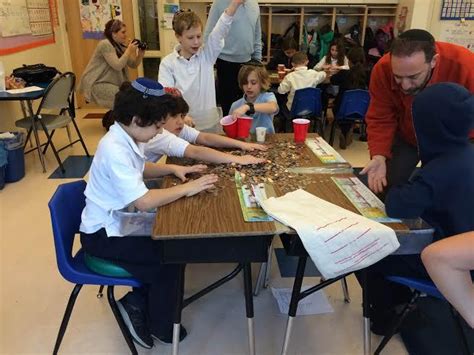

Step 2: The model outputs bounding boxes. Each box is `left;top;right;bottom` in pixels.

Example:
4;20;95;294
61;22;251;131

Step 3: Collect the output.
240;142;268;151
185;174;218;196
234;155;266;165
231;105;249;120
173;164;207;181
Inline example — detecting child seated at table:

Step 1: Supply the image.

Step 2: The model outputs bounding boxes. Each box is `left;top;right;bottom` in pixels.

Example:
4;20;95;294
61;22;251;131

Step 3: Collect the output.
313;40;349;72
158;0;243;129
277;51;326;111
266;37;298;70
229;64;279;134
80;78;218;348
358;83;474;336
145;93;267;165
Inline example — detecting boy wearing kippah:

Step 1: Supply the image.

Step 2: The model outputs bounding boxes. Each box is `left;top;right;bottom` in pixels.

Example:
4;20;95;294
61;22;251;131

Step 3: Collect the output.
80;78;218;348
158;0;243;129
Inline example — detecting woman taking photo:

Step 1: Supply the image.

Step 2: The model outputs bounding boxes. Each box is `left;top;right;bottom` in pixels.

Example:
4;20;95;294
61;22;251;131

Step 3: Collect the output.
79;19;145;109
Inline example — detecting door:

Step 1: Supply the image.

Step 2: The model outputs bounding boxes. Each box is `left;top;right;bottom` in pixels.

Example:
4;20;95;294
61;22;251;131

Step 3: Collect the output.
63;0;137;107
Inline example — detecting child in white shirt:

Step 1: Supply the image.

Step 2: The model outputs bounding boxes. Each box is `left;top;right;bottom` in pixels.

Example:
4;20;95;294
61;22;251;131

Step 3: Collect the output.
158;0;243;129
278;51;327;110
145;94;267;165
313;41;349;72
80;78;217;348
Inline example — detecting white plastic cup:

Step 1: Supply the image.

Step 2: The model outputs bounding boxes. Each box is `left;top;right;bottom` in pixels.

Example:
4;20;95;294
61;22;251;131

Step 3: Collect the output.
256;126;267;143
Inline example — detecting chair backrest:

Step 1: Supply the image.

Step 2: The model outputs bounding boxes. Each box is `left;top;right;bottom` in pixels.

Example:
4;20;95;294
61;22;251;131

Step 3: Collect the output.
48;180;86;282
37;72;76;114
290;87;323;118
335;89;370;120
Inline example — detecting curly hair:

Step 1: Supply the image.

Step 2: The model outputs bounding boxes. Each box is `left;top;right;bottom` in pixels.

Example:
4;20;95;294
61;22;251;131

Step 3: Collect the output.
238;65;271;92
113;82;176;127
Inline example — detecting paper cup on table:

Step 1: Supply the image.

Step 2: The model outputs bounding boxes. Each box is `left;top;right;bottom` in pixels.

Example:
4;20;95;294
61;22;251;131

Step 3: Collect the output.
220;115;238;138
255;127;267;143
277;64;285;71
237;116;253;139
292;118;310;143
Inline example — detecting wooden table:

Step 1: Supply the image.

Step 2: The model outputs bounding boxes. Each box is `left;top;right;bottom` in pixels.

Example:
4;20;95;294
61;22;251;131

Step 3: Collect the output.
151;133;433;355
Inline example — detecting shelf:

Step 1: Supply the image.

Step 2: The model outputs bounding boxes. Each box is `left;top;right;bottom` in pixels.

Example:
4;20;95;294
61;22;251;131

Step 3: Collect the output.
367;13;396;16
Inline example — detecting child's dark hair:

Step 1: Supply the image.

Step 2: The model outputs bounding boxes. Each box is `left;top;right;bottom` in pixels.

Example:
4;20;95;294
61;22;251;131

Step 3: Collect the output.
238;65;271;91
168;96;190;116
172;10;202;36
346;47;368;89
113;82;175;127
325;40;346;66
291;51;308;66
281;37;298;51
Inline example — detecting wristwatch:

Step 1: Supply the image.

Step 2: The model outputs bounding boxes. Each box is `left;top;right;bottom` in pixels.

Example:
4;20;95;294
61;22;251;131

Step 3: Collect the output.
245;102;255;115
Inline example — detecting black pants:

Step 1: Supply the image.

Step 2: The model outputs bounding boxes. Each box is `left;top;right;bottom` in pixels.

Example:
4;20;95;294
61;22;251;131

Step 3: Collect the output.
386;136;420;190
216;58;244;116
80;229;180;336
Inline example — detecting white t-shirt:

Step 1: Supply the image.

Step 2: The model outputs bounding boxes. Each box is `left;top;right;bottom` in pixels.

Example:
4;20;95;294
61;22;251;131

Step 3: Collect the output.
144;125;201;162
278;66;327;110
80;123;149;237
314;56;350;71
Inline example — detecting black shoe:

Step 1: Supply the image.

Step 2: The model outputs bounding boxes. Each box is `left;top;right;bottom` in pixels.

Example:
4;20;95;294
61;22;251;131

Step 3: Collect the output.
370;309;399;336
117;297;153;349
152;325;188;344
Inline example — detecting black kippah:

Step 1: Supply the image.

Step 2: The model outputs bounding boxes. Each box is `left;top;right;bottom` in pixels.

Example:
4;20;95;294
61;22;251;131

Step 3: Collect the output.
399;29;435;43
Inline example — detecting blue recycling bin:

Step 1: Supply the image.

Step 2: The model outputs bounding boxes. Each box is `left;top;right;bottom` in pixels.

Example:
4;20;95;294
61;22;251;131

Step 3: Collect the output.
0;132;25;183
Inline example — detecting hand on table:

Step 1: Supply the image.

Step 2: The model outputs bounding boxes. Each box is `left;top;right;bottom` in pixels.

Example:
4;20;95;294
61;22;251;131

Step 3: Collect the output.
185;174;218;196
360;155;387;194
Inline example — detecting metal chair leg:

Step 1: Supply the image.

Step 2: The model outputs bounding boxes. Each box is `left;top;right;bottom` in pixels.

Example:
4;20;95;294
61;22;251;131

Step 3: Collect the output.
65;124;72;143
329;120;337;146
341;277;351;303
53;284;83;355
106;286;138;355
243;263;255;355
361;269;371;355
97;285;104;298
173;264;186;355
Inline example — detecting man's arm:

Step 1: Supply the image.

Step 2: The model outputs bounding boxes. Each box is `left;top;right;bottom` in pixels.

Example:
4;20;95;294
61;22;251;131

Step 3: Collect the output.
252;10;262;61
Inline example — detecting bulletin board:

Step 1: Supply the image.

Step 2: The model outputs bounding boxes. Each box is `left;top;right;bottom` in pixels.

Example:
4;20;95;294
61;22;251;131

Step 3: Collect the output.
0;0;57;55
79;0;122;39
439;20;474;51
440;0;474;20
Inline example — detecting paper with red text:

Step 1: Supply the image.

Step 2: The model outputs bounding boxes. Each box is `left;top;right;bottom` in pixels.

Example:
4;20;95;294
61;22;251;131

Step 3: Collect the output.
258;189;400;279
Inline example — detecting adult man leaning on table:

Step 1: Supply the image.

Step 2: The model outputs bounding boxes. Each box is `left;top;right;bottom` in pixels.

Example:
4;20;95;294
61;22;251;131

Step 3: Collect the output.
360;29;474;195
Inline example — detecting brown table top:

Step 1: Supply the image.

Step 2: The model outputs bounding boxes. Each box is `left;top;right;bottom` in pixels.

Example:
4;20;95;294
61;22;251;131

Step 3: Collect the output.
152;134;406;239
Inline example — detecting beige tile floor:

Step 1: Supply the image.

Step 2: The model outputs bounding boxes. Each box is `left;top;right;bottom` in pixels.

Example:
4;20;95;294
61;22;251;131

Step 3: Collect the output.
0;111;407;354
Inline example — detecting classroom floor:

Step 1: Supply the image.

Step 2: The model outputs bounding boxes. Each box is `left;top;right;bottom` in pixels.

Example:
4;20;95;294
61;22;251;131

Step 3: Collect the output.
0;110;407;354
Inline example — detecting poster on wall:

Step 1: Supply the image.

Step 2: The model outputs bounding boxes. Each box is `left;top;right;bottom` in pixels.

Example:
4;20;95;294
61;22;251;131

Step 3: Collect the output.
79;0;123;39
0;0;55;55
439;20;474;52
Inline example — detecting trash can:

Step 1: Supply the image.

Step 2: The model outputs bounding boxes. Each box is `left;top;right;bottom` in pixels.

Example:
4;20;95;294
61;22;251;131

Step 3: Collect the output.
0;132;25;183
0;142;7;189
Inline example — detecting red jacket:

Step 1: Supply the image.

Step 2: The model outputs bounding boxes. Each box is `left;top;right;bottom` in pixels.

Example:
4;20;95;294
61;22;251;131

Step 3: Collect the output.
366;42;474;159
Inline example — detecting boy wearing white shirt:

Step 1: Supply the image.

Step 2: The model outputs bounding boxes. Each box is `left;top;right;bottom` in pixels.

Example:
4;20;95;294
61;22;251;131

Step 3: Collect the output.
80;78;218;348
158;0;243;129
145;95;267;165
278;51;327;110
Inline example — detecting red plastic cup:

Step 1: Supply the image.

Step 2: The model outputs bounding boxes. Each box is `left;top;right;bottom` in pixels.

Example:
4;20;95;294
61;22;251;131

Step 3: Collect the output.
292;118;310;143
220;115;238;138
237;116;253;139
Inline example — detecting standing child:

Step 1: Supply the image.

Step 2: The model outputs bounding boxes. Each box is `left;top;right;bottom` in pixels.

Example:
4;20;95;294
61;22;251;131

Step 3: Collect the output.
278;51;327;111
229;65;279;134
158;0;243;129
145;94;267;165
80;78;218;348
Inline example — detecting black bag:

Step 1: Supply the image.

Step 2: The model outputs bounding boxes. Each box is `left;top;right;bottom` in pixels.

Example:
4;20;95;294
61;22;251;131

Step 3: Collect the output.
12;64;59;84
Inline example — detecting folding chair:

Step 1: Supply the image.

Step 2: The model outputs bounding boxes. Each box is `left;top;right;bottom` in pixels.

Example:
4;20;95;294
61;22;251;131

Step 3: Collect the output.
49;180;140;354
16;72;90;173
374;276;471;355
290;88;325;137
329;89;370;146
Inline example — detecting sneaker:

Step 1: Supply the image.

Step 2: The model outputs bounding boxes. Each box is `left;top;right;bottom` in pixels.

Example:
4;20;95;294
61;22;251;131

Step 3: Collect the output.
152;325;188;345
117;297;153;349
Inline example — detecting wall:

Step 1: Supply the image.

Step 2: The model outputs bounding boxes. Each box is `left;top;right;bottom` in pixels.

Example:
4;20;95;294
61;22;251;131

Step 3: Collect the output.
0;0;72;132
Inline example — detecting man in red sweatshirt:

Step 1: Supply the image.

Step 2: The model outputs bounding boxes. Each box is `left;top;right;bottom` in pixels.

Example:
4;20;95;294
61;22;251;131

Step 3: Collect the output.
361;29;474;194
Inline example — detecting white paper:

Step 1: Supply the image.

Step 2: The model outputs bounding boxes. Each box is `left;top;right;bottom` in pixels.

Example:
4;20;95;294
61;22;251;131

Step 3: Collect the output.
271;287;333;316
6;86;43;94
259;189;400;279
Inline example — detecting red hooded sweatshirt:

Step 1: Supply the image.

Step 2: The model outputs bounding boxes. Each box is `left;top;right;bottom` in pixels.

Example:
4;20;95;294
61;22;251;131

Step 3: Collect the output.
366;42;474;159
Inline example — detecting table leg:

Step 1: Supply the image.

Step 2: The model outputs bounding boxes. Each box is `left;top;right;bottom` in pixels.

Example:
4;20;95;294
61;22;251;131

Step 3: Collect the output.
25;100;46;172
264;240;274;288
253;238;273;296
281;256;307;355
172;264;185;355
361;268;371;355
243;263;255;355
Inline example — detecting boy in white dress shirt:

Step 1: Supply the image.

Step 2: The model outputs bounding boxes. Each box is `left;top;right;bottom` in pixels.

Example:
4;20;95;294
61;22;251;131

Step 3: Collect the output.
278;51;327;110
145;94;267;165
158;0;244;129
80;78;218;348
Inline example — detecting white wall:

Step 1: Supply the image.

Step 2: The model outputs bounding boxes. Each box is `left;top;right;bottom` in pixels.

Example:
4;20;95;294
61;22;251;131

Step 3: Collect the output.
0;0;72;131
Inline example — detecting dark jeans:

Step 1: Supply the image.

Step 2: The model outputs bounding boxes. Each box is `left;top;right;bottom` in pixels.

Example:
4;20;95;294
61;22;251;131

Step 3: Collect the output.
386;136;420;189
80;229;180;336
216;58;244;116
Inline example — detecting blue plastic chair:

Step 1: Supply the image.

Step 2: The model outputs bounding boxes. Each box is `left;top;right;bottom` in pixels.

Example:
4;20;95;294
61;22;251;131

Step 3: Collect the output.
290;87;325;137
374;276;471;355
48;180;141;354
329;89;370;146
